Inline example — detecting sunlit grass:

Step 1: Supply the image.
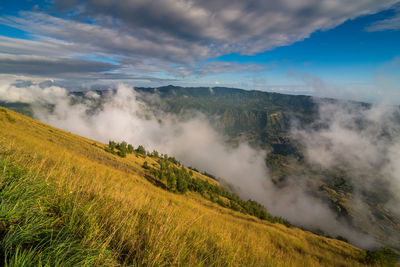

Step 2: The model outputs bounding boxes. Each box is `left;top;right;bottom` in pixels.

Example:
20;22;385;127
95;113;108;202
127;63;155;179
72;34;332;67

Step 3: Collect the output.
0;107;374;266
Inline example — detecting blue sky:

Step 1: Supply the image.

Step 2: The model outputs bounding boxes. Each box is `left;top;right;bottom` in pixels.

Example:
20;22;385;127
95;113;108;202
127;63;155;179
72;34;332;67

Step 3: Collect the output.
0;0;399;102
198;6;400;96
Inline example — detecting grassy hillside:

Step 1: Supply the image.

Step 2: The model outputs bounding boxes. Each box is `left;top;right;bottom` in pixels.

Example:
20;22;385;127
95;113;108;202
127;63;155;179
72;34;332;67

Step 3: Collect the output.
0;107;391;266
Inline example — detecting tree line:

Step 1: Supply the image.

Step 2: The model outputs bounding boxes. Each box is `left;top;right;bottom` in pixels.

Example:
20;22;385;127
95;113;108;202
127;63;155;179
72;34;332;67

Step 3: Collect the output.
105;140;146;158
105;140;291;226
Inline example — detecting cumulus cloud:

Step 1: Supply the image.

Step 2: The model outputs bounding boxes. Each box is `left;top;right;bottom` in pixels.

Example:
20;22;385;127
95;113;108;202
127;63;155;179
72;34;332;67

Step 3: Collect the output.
0;12;210;63
54;0;399;55
0;79;378;248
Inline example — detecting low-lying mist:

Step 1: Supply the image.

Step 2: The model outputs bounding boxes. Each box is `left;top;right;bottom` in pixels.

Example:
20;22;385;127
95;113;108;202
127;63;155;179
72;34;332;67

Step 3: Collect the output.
292;100;400;247
2;80;399;249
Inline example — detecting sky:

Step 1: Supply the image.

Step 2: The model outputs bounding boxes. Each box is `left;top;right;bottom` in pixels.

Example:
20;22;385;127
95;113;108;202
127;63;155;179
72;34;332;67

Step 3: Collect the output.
0;0;399;102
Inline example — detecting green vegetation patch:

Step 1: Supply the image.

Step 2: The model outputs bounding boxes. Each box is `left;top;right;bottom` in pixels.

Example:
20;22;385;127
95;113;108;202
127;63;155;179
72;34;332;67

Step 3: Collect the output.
0;109;16;123
364;247;398;267
105;140;292;226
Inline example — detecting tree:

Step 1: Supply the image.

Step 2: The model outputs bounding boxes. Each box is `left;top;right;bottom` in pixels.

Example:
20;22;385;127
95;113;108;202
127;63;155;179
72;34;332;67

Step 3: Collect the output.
136;145;146;155
108;140;116;150
118;141;127;151
117;149;127;158
151;150;159;158
116;141;128;157
176;173;188;193
365;247;399;266
143;161;150;169
167;173;176;191
168;156;179;165
127;144;134;154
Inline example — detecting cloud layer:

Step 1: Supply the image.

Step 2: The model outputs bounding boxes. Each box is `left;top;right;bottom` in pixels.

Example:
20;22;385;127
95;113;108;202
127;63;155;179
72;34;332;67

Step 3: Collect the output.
0;53;117;76
55;0;399;55
292;99;400;247
0;0;399;79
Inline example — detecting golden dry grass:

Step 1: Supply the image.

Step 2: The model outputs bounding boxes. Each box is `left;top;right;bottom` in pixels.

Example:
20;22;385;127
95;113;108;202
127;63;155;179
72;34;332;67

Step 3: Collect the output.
0;107;374;266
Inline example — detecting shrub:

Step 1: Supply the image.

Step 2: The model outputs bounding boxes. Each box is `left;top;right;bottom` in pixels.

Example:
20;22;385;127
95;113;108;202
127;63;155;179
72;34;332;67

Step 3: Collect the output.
127;144;134;153
108;140;116;150
143;161;150;169
136;145;146;155
365;247;399;267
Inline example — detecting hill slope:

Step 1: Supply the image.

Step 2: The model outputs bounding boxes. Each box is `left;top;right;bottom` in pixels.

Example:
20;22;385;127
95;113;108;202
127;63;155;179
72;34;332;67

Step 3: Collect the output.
134;85;318;146
0;107;388;266
134;86;400;251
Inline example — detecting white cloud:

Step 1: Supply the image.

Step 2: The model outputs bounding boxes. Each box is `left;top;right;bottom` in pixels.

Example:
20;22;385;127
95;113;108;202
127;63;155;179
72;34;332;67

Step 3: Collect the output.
0;1;398;79
365;5;400;31
292;100;400;247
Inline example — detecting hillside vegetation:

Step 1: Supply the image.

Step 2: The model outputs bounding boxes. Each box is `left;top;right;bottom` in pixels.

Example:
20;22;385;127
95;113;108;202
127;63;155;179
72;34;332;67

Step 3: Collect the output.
135;86;400;251
0;107;395;266
135;85;318;145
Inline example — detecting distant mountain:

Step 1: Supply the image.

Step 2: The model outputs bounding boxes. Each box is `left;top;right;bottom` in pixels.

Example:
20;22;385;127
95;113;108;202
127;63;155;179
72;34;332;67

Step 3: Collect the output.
136;85;318;145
